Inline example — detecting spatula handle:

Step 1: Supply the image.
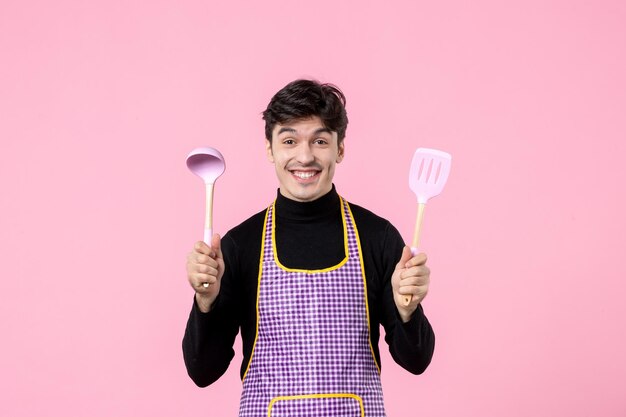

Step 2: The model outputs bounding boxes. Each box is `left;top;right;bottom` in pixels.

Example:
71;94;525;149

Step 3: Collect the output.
411;203;426;249
404;203;426;306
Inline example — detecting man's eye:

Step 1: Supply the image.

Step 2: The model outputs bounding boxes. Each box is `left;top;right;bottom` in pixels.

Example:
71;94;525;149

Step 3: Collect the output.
314;139;328;145
283;139;295;145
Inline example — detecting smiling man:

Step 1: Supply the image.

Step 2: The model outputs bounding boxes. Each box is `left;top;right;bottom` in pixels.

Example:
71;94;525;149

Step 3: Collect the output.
183;79;435;417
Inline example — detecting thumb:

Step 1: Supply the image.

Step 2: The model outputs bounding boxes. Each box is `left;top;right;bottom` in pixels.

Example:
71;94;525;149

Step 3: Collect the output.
395;246;413;270
210;233;223;259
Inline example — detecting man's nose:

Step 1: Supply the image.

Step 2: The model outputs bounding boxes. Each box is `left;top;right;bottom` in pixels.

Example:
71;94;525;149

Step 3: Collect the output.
296;143;315;164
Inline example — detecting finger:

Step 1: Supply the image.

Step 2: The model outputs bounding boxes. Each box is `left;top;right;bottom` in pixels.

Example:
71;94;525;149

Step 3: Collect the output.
187;251;207;265
405;252;427;268
398;276;429;287
194;253;211;264
211;233;223;260
395;246;413;271
194;241;212;255
397;285;418;295
192;273;217;286
400;265;430;279
397;284;428;298
196;263;218;276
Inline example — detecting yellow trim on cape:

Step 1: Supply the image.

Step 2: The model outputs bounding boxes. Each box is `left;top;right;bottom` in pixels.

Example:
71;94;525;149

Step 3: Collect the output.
271;199;349;273
268;393;364;417
345;201;382;374
241;207;270;382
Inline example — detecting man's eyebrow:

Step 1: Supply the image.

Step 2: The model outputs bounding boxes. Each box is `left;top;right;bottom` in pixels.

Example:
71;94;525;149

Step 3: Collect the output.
276;126;333;135
314;127;332;135
277;127;297;135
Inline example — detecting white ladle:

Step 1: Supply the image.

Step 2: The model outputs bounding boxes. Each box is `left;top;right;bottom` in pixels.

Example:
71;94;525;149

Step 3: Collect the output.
186;147;226;246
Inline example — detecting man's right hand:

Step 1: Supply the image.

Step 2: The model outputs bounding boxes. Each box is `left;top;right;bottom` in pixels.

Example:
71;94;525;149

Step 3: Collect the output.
186;234;224;313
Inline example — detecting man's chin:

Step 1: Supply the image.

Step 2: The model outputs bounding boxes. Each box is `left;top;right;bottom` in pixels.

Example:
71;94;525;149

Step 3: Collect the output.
281;187;317;202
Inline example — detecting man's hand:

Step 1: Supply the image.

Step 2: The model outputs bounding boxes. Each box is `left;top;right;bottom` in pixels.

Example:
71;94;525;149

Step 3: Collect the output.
186;234;225;313
391;246;431;322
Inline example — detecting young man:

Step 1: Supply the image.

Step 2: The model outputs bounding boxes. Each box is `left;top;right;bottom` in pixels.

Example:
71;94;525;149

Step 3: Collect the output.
183;79;435;416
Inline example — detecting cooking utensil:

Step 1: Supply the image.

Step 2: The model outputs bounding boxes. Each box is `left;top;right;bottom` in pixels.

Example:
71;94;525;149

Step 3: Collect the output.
404;147;451;306
186;147;226;245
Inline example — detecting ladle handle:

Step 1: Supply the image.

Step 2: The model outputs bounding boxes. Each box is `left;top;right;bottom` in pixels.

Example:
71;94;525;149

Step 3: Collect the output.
204;228;213;245
204;183;215;245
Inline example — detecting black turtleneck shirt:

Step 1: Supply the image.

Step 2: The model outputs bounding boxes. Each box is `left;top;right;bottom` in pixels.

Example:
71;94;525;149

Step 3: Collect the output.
183;186;435;387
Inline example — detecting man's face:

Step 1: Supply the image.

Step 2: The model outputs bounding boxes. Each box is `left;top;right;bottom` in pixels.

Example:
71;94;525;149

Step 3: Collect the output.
266;116;344;202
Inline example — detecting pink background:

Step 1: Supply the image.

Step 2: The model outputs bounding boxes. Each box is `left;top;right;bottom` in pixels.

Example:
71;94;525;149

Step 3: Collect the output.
1;0;625;416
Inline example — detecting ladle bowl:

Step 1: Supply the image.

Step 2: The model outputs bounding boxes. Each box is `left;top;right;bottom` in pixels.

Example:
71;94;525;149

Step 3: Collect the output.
186;147;226;184
186;147;226;245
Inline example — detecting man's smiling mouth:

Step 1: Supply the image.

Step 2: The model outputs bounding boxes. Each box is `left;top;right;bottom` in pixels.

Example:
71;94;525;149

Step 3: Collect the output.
291;170;320;179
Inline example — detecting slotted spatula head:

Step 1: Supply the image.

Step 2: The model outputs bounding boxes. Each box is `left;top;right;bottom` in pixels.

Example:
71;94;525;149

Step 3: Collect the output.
409;148;452;204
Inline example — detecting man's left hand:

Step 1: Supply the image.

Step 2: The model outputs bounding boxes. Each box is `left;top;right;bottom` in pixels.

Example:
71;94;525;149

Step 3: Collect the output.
391;246;430;322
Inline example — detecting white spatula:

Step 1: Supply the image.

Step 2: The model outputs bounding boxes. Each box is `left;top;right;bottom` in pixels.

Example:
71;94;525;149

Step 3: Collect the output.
404;147;451;306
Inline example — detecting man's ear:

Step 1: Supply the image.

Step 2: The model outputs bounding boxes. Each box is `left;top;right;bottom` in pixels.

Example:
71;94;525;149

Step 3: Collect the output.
337;141;345;163
265;139;274;163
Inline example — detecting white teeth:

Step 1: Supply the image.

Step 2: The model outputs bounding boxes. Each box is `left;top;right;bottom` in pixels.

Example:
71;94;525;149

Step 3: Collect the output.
293;171;317;179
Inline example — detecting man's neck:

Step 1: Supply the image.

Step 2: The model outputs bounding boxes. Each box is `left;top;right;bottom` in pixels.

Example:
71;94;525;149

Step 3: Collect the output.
275;185;339;221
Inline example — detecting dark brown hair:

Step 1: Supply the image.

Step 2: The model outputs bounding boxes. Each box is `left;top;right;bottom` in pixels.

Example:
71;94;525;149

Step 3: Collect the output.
262;79;348;143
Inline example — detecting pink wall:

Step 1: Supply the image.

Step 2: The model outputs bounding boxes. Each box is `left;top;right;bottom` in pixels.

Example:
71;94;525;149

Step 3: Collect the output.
1;1;625;416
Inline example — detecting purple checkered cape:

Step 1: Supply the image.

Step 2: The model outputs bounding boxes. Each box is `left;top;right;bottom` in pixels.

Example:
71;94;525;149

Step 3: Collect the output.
238;197;386;416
